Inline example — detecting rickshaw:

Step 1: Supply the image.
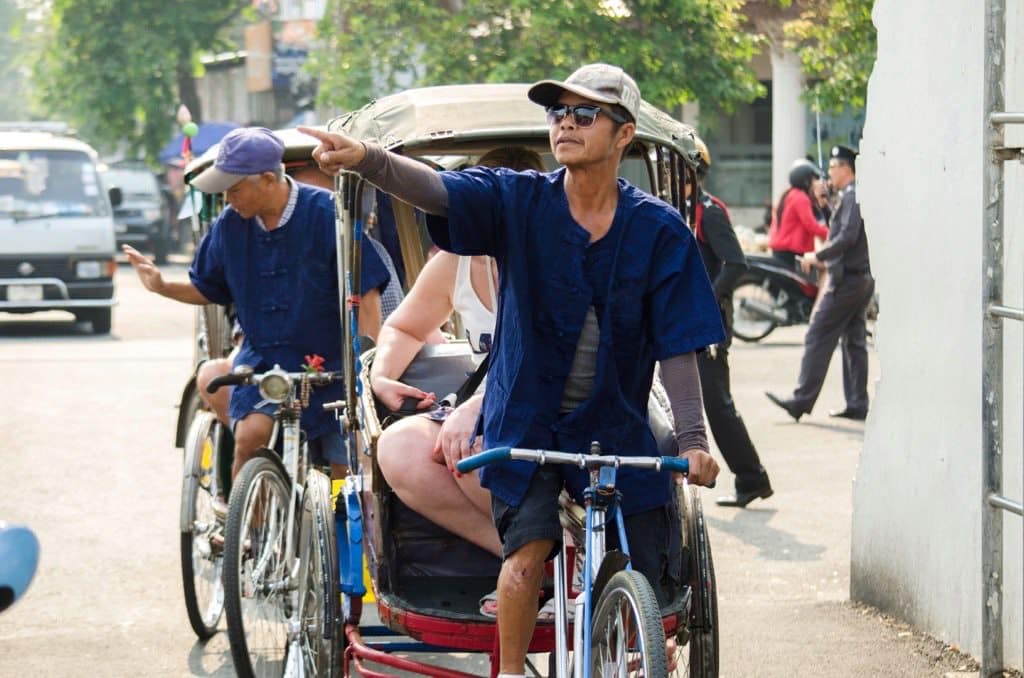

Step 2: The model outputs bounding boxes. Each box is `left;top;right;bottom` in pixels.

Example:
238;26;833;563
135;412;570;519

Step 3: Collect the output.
328;83;720;678
173;127;343;650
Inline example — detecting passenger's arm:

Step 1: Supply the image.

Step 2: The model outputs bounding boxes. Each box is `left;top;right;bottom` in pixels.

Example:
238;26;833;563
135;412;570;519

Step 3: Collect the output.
660;353;719;487
300;127;448;215
123;245;211;305
369;253;460;411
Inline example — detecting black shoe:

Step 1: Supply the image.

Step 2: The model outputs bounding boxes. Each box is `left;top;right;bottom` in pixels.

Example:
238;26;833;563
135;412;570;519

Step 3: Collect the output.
829;407;867;421
716;485;774;508
765;392;804;422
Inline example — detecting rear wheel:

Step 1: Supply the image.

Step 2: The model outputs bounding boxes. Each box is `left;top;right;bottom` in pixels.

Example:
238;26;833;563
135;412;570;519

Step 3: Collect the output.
670;484;719;677
591;569;668;677
297;470;340;676
180;411;226;640
223;452;293;678
731;277;776;342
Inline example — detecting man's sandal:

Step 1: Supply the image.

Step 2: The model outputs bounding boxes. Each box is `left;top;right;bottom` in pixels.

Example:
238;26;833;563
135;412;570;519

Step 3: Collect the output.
536;597;575;623
478;589;499;618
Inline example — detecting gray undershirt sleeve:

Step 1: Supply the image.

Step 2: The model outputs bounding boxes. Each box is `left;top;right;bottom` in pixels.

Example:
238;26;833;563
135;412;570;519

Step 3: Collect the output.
351;142;449;216
660;353;709;454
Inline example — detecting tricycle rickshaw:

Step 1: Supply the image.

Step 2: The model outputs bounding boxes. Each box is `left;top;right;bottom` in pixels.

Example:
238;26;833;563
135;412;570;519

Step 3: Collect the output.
326;83;720;678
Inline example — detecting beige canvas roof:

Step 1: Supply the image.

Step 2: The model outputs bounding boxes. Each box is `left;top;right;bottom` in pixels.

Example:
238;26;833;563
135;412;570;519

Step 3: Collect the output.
185;83;702;181
329;83;700;164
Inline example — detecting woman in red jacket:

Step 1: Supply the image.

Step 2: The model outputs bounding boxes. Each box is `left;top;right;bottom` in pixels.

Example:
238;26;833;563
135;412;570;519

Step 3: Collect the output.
768;159;829;269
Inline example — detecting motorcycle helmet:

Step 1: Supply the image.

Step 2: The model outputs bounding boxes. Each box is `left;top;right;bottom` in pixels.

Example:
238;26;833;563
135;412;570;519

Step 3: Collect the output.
788;159;822;191
693;137;711;178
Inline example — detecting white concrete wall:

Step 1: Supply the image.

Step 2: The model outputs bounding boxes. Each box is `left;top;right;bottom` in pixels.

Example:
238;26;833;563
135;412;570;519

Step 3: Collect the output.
852;0;1022;667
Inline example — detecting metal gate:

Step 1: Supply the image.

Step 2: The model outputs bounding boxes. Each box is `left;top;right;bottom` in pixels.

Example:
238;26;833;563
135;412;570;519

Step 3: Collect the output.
982;0;1023;675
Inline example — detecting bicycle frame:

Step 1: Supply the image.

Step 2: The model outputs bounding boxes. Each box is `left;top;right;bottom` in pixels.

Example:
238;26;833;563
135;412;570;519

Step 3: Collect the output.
457;445;689;678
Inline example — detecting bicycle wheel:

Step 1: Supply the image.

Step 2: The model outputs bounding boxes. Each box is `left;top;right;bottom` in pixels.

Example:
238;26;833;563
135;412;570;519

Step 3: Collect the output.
731;277;777;342
670;485;719;678
180;410;225;639
296;469;340;677
591;569;668;677
223;452;294;678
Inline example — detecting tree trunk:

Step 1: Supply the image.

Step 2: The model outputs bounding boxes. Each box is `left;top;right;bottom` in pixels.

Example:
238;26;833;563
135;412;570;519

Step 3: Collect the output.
176;55;203;124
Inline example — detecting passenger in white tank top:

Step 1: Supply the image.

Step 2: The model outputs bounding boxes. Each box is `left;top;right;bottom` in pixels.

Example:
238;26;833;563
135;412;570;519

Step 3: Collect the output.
370;251;501;557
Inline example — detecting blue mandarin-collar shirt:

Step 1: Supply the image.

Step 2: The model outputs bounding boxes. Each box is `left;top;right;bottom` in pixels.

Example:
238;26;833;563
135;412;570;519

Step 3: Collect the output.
190;183;389;440
428;167;724;514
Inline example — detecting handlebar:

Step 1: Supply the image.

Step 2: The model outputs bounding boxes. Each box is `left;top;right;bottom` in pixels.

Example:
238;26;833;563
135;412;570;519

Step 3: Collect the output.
206;366;342;394
455;446;690;476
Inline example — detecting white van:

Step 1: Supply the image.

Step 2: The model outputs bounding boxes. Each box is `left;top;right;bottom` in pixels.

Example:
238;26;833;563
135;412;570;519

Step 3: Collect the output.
0;124;118;333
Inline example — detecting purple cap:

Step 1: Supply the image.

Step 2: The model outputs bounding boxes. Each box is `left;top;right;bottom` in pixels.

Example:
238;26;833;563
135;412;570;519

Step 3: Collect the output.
190;127;285;194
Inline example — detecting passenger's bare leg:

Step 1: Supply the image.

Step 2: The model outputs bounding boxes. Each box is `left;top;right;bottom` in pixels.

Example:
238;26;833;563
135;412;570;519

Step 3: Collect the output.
232;412;275;478
498;539;553;675
195;359;232;427
377;416;501;557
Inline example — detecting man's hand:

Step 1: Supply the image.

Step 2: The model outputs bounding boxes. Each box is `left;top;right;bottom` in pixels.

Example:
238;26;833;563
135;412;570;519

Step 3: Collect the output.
298;126;367;176
798;252;823;275
370;374;436;413
432;399;483;475
676;448;719;487
122;245;165;294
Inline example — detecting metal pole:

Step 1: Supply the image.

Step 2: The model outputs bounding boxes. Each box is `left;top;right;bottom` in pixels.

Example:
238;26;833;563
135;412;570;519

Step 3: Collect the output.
981;0;1007;674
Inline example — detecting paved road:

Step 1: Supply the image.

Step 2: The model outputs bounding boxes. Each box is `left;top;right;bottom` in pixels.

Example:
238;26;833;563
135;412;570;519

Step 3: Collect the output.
0;262;975;677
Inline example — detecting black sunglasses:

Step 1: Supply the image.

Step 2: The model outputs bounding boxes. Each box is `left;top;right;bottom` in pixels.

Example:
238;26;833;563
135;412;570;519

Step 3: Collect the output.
545;103;628;128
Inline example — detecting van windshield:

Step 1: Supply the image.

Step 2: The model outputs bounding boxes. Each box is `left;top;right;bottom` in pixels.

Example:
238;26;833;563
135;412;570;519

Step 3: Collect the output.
0;149;110;219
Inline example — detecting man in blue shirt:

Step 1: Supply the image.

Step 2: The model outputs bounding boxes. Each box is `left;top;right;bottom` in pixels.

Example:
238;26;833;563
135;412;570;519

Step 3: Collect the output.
124;126;389;479
302;64;723;678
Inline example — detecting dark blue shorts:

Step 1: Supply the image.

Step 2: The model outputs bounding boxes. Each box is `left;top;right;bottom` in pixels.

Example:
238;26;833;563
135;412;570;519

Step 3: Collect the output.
491;465;681;607
231;400;347;467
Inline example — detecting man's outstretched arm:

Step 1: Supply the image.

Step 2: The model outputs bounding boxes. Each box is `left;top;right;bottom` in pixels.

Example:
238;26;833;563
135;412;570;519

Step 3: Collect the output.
122;245;211;305
299;127;448;216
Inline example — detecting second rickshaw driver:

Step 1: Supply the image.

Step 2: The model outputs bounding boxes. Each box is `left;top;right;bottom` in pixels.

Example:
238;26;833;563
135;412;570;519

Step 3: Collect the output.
301;63;723;678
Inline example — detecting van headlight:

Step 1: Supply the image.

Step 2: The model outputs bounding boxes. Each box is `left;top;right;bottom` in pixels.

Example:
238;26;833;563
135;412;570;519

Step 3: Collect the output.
142;208;161;222
258;367;291;403
76;260;102;278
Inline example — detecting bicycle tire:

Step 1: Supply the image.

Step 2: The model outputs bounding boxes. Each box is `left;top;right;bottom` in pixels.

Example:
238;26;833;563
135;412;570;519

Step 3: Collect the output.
180;410;225;640
297;469;340;677
591;569;668;677
671;485;719;678
223;452;294;678
731;276;777;342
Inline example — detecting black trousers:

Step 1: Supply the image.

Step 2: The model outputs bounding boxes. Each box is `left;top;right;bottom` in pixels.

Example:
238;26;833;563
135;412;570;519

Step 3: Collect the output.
697;344;770;493
792;272;875;413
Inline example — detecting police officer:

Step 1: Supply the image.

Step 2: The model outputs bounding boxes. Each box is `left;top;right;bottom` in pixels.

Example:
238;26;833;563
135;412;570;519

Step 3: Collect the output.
766;144;874;421
688;139;773;507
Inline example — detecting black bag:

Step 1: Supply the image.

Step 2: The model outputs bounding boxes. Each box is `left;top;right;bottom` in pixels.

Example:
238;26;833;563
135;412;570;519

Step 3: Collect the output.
373;342;490;427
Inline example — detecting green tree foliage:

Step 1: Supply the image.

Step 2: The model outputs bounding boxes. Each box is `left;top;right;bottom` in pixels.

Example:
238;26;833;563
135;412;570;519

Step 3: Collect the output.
311;0;764;115
0;0;35;120
784;0;876;113
31;0;248;162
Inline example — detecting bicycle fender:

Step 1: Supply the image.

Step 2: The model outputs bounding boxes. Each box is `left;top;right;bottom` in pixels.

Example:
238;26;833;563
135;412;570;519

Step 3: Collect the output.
590;550;630;606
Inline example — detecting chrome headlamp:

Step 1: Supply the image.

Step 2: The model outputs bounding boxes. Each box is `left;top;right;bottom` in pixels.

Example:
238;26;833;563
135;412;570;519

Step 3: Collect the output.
258;366;291;403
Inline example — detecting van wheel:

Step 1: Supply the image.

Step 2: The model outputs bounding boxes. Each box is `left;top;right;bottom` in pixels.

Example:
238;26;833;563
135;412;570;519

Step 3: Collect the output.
83;308;112;334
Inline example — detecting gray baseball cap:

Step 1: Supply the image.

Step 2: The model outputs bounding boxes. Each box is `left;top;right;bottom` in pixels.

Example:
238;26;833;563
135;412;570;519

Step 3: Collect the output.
190;127;285;194
528;63;641;122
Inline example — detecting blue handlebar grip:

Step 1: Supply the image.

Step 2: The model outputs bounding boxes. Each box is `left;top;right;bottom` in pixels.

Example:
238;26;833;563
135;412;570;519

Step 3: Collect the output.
662;456;716;488
456;446;512;474
660;457;690;474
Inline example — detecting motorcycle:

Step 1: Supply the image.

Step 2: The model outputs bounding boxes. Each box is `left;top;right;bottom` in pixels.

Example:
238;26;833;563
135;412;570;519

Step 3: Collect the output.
731;254;819;342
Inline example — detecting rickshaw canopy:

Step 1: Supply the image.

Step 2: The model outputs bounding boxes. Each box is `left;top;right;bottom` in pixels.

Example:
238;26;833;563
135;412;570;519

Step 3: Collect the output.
328;83;701;165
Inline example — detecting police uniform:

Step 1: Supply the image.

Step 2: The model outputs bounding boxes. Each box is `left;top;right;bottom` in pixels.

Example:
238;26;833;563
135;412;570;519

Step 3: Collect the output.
692;189;773;499
787;145;874;417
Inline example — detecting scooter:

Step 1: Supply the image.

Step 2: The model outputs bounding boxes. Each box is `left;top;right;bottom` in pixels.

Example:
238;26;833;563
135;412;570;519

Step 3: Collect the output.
731;254;819;342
